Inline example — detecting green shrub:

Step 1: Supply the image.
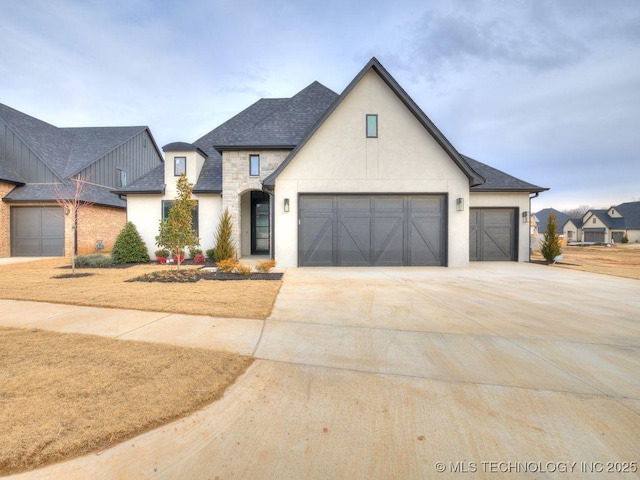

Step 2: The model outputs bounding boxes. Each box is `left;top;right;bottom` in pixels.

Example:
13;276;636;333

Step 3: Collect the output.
75;254;113;268
112;222;150;264
205;248;216;260
621;234;629;244
540;212;563;263
212;208;236;262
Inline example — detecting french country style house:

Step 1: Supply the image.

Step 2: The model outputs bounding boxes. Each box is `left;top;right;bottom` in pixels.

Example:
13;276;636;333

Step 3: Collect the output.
116;58;547;267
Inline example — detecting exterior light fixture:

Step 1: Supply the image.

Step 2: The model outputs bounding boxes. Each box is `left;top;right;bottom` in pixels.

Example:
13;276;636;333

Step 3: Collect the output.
456;198;464;211
522;211;529;223
284;198;290;212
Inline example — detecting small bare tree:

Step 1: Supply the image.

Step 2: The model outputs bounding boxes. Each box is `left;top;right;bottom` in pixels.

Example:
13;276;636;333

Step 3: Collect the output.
54;173;94;275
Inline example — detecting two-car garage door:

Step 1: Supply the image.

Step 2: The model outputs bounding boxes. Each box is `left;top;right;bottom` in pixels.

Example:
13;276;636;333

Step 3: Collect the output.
299;195;446;266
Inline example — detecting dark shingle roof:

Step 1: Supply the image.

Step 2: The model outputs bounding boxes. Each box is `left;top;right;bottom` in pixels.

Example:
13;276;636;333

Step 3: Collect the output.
616;201;640;229
589;209;626;230
193;156;221;193
535;208;571;234
0;161;24;184
465;156;547;192
195;82;338;150
163;142;207;155
4;182;125;208
112;164;165;194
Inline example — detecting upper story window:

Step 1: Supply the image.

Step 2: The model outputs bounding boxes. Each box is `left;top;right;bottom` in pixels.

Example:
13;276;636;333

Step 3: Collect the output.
174;157;186;176
366;114;378;138
593;217;596;224
250;154;260;176
117;168;127;187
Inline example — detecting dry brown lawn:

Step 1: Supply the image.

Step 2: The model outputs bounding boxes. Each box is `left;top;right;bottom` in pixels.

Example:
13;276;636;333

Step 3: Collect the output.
0;326;253;475
532;244;640;280
0;258;281;319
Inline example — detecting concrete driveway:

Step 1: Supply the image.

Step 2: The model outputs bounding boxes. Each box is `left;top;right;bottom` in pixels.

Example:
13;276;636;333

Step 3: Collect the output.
6;263;640;479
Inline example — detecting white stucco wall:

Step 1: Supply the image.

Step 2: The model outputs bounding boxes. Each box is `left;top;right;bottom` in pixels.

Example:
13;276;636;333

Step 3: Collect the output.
126;149;221;258
469;191;532;262
273;69;471;267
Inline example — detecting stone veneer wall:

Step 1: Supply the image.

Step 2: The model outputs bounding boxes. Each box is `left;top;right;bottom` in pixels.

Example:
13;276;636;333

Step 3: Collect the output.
222;150;290;256
0;182;16;257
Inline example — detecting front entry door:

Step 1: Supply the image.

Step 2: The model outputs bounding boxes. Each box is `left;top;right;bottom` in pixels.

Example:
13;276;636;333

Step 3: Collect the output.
251;191;270;254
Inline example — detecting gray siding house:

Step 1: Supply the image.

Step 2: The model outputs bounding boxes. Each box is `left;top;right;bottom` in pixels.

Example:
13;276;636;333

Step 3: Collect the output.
0;103;163;257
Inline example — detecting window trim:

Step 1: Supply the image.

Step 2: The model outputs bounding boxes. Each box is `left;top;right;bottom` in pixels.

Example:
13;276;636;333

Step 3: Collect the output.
174;157;186;176
366;114;378;138
161;200;199;236
249;154;260;177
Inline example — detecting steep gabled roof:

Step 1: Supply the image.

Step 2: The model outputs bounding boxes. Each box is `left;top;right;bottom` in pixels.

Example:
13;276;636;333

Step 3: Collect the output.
535;208;570;234
196;82;339;151
615;201;640;229
464;156;547;192
587;209;626;229
0;161;24;185
264;57;485;188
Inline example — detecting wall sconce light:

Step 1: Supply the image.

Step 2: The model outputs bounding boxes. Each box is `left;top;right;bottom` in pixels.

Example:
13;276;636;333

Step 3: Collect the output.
522;211;529;223
456;198;464;211
284;198;290;212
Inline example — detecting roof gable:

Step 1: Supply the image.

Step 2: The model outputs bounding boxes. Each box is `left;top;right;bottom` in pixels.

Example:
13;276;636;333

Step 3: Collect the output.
264;57;485;187
465;156;547;192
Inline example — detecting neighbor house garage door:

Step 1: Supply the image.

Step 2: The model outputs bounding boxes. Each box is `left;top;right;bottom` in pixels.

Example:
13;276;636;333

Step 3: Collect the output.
583;229;605;243
469;209;516;261
10;207;64;256
299;195;446;266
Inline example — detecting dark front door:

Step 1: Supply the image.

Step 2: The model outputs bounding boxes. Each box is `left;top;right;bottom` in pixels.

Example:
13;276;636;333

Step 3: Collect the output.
251;191;270;254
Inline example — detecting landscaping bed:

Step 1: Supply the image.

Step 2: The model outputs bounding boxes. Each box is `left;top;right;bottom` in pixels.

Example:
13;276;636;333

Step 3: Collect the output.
128;269;283;283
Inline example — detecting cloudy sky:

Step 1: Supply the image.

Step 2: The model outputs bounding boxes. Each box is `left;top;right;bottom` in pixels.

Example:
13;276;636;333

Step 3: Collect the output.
1;0;638;211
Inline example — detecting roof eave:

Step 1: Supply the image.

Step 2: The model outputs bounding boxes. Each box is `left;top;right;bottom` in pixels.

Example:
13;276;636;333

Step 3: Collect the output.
214;144;296;152
110;187;166;195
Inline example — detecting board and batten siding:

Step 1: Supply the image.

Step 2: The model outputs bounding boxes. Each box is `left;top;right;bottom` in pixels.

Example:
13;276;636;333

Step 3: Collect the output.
0;118;59;183
79;130;162;188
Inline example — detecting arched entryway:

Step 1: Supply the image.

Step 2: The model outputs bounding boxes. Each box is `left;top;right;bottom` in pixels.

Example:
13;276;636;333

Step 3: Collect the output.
239;190;271;256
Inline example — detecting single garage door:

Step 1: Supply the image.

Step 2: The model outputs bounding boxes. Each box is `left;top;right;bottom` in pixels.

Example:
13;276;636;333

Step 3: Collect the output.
299;195;446;266
470;209;516;261
11;207;64;256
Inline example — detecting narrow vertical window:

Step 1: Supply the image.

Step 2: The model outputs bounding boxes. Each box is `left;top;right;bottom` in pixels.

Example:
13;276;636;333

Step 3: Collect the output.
174;157;186;176
250;154;260;176
117;168;127;187
366;114;378;138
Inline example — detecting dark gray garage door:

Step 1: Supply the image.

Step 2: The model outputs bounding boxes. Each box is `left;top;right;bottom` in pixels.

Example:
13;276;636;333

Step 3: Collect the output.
11;207;64;256
584;229;605;243
470;209;516;261
299;195;446;266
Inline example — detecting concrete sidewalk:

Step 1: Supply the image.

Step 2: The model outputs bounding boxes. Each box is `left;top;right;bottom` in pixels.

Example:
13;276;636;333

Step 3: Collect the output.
4;263;640;479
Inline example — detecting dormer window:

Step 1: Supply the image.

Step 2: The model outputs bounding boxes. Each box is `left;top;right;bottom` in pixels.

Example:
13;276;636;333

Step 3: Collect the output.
174;157;186;176
366;114;378;138
250;155;260;176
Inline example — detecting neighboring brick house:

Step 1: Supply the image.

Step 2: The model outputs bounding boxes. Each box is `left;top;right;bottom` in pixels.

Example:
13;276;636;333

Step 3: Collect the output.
120;58;547;267
0;103;163;257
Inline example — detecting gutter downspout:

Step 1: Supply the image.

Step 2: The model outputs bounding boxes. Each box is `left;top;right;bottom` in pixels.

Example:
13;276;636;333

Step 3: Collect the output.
528;192;540;261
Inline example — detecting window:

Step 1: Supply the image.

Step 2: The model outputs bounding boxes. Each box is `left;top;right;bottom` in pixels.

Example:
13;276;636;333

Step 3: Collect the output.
174;157;186;176
366;114;378;138
162;200;199;235
117;168;127;187
593;218;596;224
250;154;260;176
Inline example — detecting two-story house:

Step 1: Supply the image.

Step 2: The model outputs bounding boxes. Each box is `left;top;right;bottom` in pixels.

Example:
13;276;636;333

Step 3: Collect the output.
118;58;547;267
0;103;163;257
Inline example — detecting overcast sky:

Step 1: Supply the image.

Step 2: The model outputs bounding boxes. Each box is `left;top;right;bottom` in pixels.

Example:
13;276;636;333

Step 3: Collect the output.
1;0;638;211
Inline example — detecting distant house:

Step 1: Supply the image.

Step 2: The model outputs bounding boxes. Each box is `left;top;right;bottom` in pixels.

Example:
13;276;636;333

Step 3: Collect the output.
0;103;163;257
119;57;547;267
577;202;640;243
